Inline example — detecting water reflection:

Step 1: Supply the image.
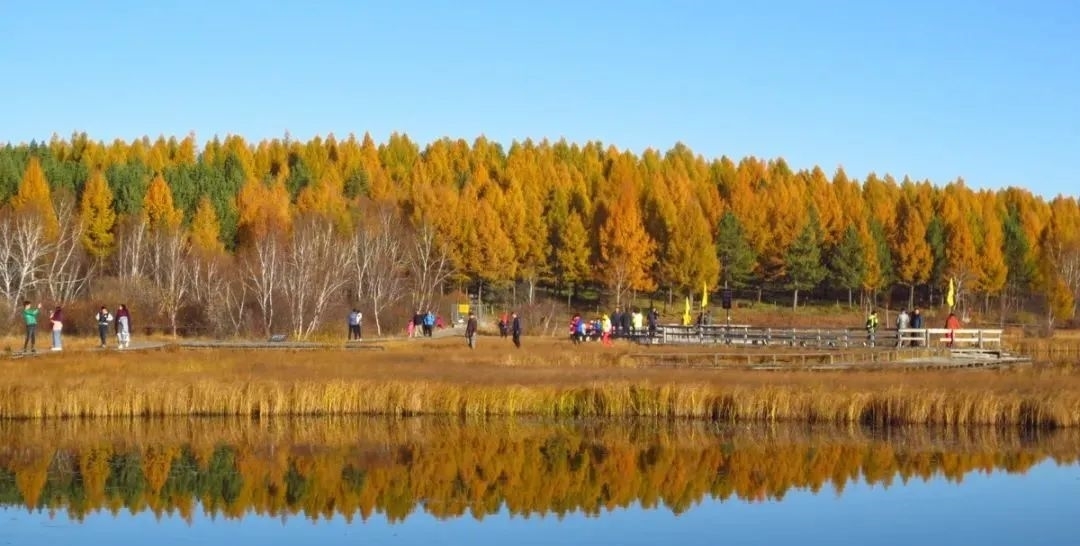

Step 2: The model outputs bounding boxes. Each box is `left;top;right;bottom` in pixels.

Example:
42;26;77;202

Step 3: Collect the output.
0;418;1076;523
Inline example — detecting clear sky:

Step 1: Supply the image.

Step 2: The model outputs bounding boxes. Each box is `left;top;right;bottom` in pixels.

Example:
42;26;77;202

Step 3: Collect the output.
2;1;1077;197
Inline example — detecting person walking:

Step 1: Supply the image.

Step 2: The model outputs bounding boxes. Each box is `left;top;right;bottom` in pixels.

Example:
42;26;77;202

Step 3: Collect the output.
896;308;910;348
423;310;435;337
511;312;522;348
647;308;659;340
600;314;613;347
910;308;924;347
865;309;879;347
116;304;132;349
412;311;423;338
945;312;961;348
21;300;41;353
465;312;478;349
348;309;360;340
574;315;587;344
95;305;113;348
49;306;64;351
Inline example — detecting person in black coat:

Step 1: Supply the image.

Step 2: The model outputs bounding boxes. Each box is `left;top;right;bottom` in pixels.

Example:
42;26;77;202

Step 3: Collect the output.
465;313;478;349
511;312;522;348
910;308;924;347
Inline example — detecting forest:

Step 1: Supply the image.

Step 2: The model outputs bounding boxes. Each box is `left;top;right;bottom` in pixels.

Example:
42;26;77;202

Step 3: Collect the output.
0;132;1077;339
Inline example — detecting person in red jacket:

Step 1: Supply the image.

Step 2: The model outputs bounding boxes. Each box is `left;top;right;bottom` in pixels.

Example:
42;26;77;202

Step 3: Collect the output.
945;312;960;347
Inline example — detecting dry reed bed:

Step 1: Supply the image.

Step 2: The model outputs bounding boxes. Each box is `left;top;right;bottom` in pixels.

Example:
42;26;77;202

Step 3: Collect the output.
4;416;1077;456
3;344;1079;426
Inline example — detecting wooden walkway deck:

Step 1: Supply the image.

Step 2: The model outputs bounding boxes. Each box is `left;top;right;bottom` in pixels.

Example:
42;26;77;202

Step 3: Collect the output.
623;325;1028;370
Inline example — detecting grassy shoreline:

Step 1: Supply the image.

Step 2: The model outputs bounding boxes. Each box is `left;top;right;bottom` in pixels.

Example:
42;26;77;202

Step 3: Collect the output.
2;336;1078;426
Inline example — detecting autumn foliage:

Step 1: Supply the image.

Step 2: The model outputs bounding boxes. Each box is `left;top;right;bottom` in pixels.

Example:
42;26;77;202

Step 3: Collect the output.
0;132;1078;337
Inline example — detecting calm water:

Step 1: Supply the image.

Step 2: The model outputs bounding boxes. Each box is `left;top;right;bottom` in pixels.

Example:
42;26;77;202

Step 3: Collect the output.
1;418;1077;546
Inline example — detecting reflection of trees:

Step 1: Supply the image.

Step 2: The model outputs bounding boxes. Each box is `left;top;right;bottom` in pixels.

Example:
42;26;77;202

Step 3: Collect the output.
0;419;1076;523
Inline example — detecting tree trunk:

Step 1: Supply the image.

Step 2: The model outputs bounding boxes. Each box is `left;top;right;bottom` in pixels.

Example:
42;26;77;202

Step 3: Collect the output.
998;292;1006;328
908;284;915;310
847;288;853;308
792;288;799;311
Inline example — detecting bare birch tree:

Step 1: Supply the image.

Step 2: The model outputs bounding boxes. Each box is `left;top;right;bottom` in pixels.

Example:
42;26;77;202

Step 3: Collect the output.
0;214;19;308
407;221;453;312
353;204;409;336
44;194;92;303
220;263;250;337
0;208;52;310
281;215;353;340
242;229;284;336
114;216;148;280
148;227;190;336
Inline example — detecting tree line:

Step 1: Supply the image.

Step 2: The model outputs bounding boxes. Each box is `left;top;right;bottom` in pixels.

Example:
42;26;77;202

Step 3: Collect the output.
0;132;1077;338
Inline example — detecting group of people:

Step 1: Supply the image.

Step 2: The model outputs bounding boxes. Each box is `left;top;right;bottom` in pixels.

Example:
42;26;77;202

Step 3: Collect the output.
408;310;443;338
21;301;132;353
865;306;964;347
569;307;659;345
463;311;520;349
496;312;522;348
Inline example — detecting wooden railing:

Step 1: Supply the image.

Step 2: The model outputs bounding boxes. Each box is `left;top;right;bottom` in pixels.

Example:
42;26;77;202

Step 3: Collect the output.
644;325;1004;350
896;328;1003;350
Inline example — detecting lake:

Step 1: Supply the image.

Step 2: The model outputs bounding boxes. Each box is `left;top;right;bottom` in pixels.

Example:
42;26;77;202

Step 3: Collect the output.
1;418;1077;545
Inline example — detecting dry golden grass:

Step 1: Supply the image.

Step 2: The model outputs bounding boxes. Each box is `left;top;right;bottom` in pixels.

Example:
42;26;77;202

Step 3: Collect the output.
2;335;1079;426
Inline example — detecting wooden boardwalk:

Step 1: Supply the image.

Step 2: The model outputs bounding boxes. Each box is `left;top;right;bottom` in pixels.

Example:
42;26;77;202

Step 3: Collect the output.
623;325;1028;370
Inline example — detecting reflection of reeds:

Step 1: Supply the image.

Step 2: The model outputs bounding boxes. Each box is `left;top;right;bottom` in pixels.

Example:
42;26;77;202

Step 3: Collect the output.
0;418;1077;523
2;348;1079;426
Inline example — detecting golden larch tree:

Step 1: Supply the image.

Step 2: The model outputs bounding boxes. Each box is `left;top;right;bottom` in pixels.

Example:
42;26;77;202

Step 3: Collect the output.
142;173;183;232
465;169;517;286
806;166;843;245
189;195;225;255
939;187;982;305
360;133;395;202
79;169;117;260
598;181;657;305
891;195;933;307
236;175;292;247
12;156;60;239
296;167;353;233
977;191;1008;304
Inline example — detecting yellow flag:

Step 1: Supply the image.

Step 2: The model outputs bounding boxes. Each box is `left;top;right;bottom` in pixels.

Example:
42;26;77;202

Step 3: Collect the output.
701;282;708;309
683;296;692;326
946;277;955;308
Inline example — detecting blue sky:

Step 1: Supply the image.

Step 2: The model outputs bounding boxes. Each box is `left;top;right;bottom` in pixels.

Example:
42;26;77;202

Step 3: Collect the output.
2;1;1077;197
